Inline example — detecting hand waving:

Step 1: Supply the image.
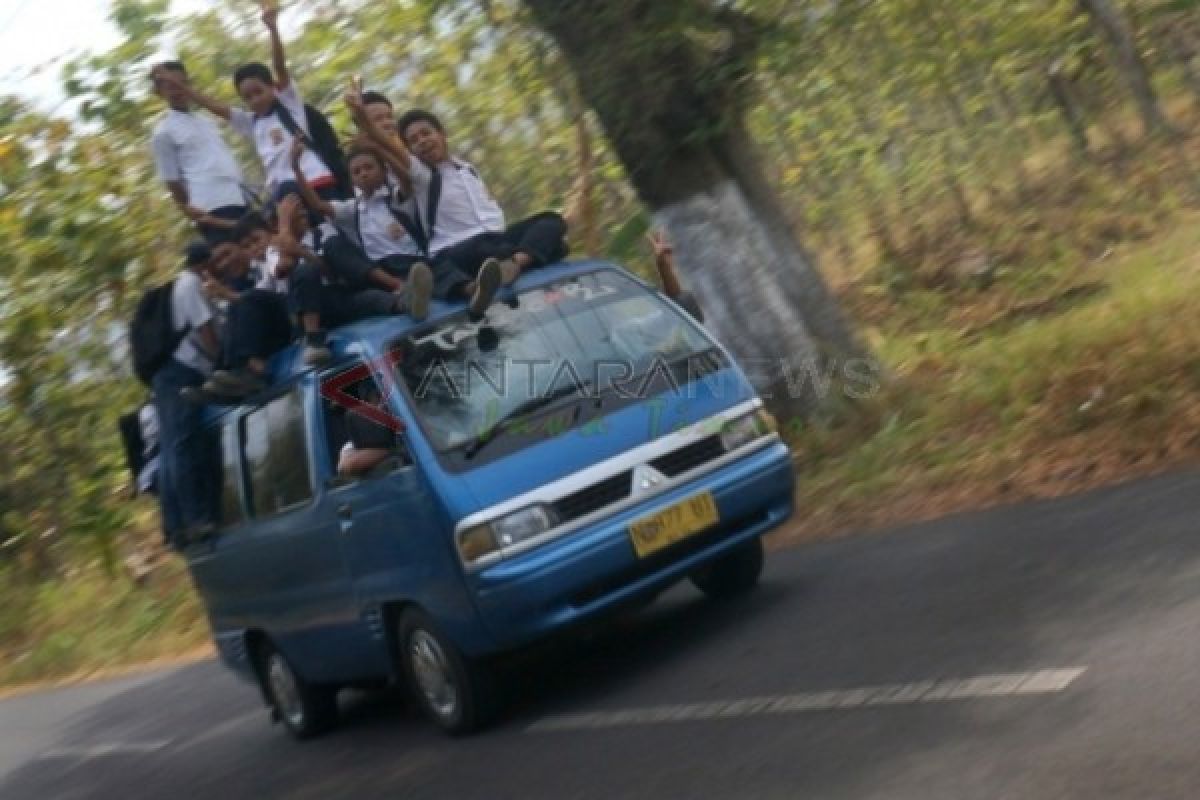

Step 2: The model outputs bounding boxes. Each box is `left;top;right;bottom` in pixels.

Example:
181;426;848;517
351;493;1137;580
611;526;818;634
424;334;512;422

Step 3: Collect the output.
344;74;365;114
647;229;674;261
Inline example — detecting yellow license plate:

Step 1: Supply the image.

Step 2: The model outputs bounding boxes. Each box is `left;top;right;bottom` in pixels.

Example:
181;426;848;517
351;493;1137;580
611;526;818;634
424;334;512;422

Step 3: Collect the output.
629;492;719;558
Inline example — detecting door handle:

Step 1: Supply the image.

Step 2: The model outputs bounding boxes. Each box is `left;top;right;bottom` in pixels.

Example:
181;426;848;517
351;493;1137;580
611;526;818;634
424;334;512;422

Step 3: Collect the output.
337;503;353;519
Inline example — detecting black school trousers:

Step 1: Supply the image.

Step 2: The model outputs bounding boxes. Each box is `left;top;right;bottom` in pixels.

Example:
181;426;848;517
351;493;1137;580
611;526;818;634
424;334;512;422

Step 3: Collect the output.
430;211;568;299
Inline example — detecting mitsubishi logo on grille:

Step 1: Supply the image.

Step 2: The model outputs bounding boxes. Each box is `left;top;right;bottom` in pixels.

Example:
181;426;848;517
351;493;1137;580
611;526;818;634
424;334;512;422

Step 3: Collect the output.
632;464;668;494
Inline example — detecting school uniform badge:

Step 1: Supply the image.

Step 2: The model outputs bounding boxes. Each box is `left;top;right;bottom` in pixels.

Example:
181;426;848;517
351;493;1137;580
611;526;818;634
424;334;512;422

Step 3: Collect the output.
270;128;285;146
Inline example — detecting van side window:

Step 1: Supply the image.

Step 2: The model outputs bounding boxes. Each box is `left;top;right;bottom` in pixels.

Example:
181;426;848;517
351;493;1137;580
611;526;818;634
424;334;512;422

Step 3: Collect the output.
245;389;313;516
218;422;244;528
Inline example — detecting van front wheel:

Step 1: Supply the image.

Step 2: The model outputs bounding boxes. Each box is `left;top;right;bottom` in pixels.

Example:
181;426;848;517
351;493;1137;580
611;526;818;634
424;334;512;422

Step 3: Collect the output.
260;643;338;740
690;538;765;599
398;610;496;736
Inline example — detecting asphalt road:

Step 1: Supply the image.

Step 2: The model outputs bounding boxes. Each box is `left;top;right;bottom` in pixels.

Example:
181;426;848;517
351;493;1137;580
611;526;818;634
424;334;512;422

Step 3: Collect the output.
5;470;1200;799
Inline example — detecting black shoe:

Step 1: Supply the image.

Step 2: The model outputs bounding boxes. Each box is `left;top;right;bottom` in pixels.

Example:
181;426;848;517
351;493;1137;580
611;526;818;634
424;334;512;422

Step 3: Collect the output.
209;368;266;396
179;522;216;545
303;332;332;366
182;386;237;405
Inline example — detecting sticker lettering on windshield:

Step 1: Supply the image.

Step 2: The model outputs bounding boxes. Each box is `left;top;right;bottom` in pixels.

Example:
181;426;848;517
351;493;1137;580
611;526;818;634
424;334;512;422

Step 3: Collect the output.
412;282;621;352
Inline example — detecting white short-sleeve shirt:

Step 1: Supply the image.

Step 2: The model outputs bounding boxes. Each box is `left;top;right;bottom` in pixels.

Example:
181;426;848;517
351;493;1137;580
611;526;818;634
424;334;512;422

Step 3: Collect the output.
152;110;245;211
229;83;332;196
409;157;505;254
329;185;421;261
254;247;290;294
171;270;217;374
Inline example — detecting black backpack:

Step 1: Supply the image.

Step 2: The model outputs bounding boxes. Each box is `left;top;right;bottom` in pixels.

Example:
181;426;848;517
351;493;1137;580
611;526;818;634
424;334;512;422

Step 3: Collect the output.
131;281;187;386
275;100;353;200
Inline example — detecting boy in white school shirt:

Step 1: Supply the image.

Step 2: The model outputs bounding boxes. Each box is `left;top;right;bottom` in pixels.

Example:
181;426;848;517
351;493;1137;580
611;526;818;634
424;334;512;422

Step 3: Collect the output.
159;1;341;202
349;92;568;303
150;60;247;243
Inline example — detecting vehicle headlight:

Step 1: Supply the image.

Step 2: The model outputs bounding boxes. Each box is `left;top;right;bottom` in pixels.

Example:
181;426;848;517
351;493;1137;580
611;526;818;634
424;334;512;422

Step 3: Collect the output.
458;504;560;566
719;409;777;452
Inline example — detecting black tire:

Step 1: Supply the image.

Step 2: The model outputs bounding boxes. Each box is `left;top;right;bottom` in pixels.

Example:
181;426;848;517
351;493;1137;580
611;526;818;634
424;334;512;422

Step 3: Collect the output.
690;537;765;599
259;642;339;740
398;609;497;736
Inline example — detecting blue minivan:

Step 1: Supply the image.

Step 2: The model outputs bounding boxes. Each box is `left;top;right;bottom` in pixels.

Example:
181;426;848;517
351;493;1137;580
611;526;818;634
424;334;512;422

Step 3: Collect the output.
186;260;795;738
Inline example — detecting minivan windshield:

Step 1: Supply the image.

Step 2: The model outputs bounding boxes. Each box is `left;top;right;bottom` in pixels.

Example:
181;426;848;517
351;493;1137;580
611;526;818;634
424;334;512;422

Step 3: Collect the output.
391;269;715;454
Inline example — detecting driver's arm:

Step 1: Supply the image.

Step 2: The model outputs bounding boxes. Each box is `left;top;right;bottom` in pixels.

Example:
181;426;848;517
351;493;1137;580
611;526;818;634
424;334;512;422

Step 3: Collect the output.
337;443;393;478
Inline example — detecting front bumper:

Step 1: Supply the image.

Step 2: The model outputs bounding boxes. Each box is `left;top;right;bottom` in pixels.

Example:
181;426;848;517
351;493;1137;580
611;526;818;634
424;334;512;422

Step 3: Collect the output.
466;441;795;652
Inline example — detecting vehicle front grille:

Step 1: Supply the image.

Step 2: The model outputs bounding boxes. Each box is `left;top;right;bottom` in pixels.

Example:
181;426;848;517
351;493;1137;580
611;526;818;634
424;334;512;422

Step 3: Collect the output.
650;435;726;478
554;470;632;523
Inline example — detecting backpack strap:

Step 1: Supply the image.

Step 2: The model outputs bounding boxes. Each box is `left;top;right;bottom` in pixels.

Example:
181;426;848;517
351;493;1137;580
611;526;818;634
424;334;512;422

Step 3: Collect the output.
273;99;313;149
385;180;430;255
424;164;442;254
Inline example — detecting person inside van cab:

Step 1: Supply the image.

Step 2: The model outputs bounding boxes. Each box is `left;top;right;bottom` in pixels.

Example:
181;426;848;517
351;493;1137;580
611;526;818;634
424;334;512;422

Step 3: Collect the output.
337;382;403;478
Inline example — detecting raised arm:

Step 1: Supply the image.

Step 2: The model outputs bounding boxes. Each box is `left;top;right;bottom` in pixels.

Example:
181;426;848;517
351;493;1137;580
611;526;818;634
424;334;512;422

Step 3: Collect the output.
345;77;412;178
290;140;335;218
262;1;290;90
151;66;232;120
647;229;683;299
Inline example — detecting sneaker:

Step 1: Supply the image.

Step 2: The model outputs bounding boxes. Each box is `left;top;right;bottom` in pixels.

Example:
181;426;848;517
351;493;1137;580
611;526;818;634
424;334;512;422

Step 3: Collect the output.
407;262;434;322
498;257;522;285
469;258;503;317
303;344;332;367
209;368;266;397
302;332;332;366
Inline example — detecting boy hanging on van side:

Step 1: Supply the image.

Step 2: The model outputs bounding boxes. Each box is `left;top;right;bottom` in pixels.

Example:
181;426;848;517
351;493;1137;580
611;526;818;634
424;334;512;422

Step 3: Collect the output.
150;61;248;243
153;241;222;545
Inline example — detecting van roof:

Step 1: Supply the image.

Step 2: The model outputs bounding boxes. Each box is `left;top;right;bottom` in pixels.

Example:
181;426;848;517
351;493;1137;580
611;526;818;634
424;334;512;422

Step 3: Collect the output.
209;258;636;411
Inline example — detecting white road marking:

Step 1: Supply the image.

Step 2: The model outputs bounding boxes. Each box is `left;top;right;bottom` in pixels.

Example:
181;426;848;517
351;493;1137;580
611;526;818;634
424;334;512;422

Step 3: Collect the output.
40;741;173;760
527;667;1088;733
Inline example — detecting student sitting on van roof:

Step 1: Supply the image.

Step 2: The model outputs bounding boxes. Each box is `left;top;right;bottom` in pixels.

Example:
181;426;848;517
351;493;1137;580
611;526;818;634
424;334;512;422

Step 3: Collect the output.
289;139;435;321
188;221;295;400
346;85;567;309
271;188;419;366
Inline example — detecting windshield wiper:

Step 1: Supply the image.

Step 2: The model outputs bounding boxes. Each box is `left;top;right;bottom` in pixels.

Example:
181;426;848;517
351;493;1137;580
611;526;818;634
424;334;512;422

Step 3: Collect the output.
462;381;592;461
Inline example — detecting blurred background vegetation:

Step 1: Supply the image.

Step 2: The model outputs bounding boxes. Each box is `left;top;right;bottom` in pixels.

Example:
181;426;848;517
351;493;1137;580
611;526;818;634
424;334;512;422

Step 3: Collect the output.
5;0;1200;687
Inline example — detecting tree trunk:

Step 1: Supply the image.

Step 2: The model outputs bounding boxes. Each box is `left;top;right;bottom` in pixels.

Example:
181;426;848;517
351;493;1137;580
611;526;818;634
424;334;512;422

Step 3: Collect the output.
1165;28;1200;105
1077;0;1171;135
522;0;864;417
1047;61;1091;155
